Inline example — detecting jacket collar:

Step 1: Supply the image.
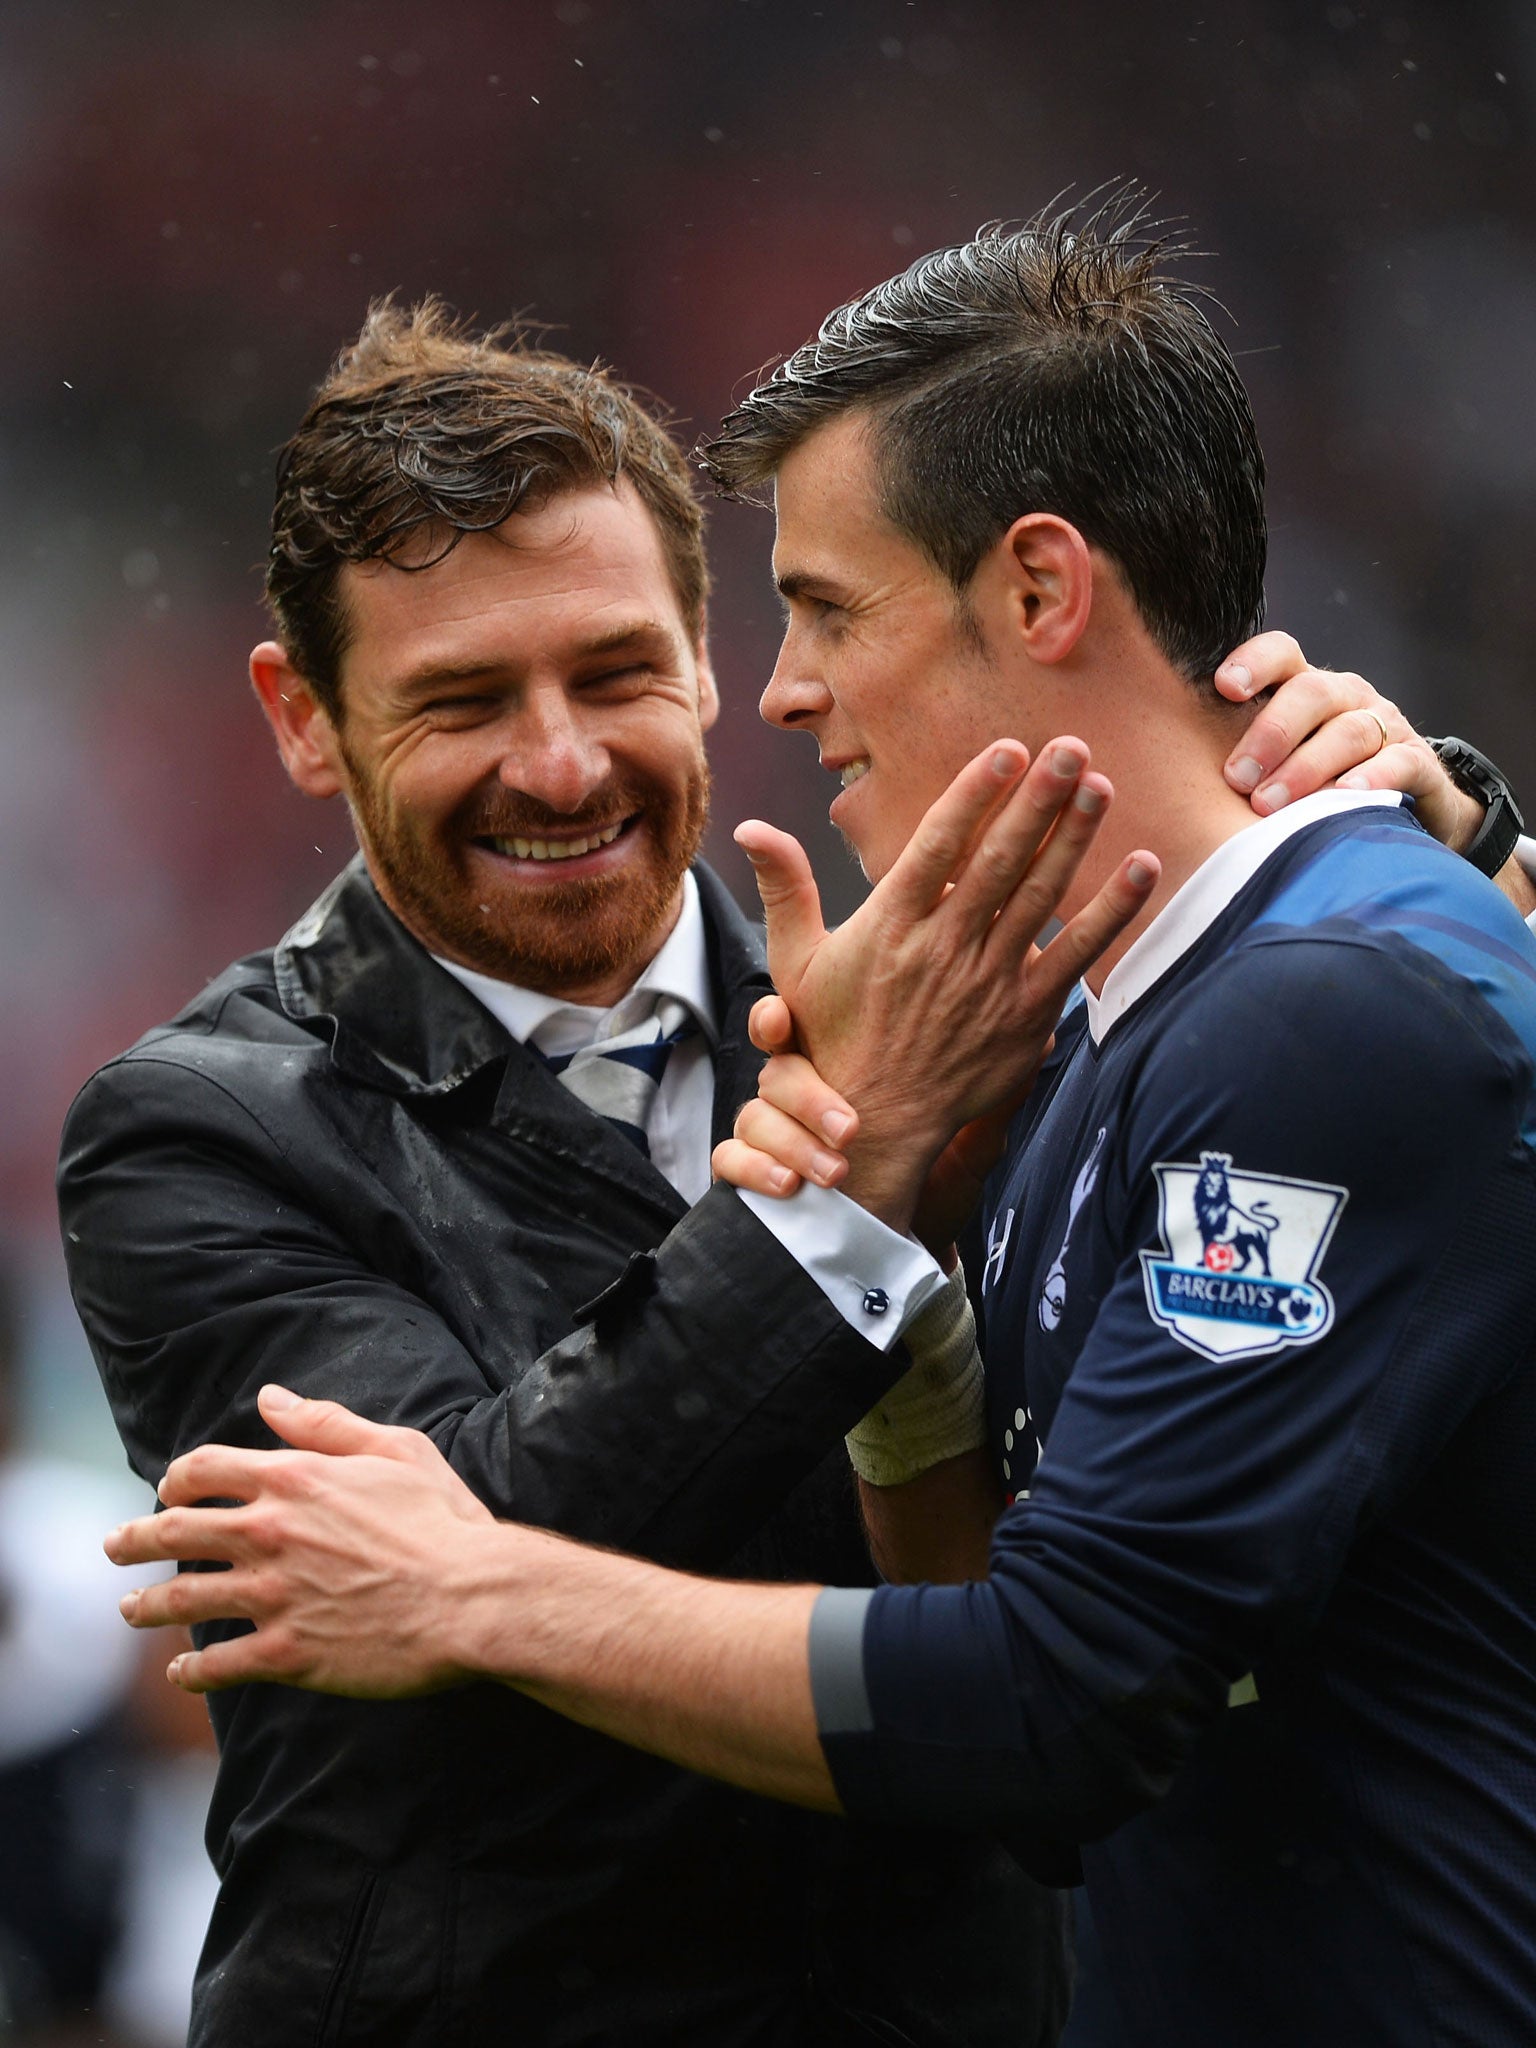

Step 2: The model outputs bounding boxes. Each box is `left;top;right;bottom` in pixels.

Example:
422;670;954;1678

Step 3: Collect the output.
273;854;771;1118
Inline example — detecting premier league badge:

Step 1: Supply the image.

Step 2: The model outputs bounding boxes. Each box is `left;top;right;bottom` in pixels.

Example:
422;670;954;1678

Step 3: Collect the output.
1139;1151;1347;1361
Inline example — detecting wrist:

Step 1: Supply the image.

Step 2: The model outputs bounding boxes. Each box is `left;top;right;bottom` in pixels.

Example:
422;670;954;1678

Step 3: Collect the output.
441;1521;552;1687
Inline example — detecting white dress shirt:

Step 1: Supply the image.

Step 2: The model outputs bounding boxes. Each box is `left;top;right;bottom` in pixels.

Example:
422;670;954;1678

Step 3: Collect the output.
433;871;941;1350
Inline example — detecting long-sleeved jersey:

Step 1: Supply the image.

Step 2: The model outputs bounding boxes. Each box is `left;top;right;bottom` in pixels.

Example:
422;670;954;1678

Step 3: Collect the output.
810;791;1536;2047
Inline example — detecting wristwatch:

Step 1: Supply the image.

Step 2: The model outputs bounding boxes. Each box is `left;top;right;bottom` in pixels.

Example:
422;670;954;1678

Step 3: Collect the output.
1428;736;1526;879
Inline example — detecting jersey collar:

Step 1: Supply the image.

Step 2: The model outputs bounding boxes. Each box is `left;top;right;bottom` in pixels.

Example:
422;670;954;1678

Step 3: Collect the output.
1084;789;1407;1044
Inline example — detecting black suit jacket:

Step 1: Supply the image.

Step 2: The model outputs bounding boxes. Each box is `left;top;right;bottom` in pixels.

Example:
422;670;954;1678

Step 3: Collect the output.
59;858;1067;2047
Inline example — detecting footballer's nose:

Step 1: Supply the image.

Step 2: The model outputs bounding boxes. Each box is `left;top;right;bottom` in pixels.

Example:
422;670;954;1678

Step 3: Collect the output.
759;643;834;733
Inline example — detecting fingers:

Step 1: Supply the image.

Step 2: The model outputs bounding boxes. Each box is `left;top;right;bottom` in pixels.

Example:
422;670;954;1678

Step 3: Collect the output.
726;1090;852;1190
712;1136;801;1198
154;1441;278;1508
257;1386;429;1463
1213;630;1306;702
1339;740;1482;852
964;757;1111;953
747;993;796;1056
118;1560;261;1629
877;743;1030;920
735;821;827;994
756;1055;857;1148
1224;668;1406;807
108;1502;253;1567
168;1639;266;1694
1033;849;1161;996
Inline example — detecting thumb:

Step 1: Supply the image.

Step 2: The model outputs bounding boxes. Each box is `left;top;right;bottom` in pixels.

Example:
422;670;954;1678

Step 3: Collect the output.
257;1384;422;1463
748;993;797;1056
735;820;826;994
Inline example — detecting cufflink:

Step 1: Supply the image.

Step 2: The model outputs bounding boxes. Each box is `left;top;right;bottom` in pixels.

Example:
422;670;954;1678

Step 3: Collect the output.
861;1288;890;1316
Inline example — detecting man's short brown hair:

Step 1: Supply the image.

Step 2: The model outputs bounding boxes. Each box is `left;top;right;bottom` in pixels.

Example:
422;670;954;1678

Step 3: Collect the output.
266;298;709;718
700;194;1266;686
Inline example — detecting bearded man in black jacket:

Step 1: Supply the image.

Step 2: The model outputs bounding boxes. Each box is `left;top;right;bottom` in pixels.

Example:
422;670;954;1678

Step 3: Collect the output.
60;300;1078;2048
60;298;1425;2046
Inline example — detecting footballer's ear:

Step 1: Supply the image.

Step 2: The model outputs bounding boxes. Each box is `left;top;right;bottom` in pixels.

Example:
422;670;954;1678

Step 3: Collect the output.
250;641;345;799
997;513;1095;666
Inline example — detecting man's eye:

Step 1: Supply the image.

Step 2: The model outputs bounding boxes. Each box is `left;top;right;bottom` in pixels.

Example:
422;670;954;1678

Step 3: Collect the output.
423;695;496;721
583;665;651;694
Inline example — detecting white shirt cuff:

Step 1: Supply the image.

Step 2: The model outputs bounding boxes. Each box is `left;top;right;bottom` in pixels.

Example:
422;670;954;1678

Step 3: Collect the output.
738;1182;948;1352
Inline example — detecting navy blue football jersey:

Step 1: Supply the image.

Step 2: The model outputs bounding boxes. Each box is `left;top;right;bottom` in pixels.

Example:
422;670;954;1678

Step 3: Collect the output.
812;794;1536;2048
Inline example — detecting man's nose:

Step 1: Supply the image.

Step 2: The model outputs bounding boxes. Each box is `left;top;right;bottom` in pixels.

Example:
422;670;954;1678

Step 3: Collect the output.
498;696;609;812
759;638;833;731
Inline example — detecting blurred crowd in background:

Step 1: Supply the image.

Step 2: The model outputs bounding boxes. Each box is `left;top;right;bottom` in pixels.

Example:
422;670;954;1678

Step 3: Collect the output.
1;0;1531;2038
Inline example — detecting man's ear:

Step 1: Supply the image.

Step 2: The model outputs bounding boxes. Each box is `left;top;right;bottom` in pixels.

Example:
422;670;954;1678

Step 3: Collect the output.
693;610;720;734
997;514;1095;666
250;642;346;799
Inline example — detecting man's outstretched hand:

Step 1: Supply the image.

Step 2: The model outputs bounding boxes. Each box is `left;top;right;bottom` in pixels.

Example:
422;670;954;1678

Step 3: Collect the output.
107;1385;498;1697
728;739;1158;1235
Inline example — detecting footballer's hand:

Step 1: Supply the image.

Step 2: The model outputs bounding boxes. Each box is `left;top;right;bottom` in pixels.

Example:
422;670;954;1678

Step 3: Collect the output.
734;740;1158;1233
106;1385;495;1698
1214;631;1480;850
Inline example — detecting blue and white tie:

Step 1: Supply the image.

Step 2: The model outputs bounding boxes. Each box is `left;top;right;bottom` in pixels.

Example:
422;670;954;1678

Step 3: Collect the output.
544;997;697;1160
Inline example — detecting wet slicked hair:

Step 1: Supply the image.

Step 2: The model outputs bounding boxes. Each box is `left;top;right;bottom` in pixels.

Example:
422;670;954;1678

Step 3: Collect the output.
700;195;1266;683
267;297;708;717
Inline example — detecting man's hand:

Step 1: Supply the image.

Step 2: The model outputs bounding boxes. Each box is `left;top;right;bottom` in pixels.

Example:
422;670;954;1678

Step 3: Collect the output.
1214;631;1480;848
110;1387;839;1809
107;1384;497;1696
732;739;1158;1234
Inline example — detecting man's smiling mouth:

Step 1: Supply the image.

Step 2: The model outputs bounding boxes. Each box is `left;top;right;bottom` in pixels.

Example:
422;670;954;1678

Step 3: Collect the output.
838;759;870;789
479;818;630;863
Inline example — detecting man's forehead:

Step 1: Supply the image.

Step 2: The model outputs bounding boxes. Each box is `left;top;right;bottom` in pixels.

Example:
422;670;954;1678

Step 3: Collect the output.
771;413;920;584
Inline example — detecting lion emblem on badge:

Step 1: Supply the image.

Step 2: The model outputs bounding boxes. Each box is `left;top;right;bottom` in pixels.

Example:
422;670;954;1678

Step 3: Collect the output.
1193;1152;1279;1276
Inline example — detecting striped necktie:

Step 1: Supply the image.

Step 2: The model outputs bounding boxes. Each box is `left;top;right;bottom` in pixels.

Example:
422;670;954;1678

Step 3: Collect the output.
543;997;697;1159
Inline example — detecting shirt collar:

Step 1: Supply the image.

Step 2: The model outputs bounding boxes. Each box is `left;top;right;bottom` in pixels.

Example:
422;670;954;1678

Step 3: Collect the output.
431;869;719;1057
1084;788;1406;1045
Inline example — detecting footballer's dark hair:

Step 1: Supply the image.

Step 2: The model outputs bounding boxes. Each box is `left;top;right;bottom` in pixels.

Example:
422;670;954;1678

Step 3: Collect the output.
266;297;708;718
700;192;1266;683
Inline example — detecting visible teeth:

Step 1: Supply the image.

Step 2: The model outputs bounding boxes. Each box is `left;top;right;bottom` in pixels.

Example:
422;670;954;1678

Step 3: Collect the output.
491;821;624;862
839;759;870;789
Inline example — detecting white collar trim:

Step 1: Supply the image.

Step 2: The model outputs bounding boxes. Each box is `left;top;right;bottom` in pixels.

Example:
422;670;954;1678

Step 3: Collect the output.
1084;789;1406;1045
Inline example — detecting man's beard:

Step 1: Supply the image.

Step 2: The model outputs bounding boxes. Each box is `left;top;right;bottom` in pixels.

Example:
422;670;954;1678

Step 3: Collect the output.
343;751;712;997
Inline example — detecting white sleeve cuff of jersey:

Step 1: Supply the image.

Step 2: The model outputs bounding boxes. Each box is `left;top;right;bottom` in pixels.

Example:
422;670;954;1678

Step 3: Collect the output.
737;1182;947;1353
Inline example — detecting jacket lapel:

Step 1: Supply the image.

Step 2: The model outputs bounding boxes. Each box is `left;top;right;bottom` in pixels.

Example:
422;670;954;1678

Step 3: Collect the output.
694;863;774;1151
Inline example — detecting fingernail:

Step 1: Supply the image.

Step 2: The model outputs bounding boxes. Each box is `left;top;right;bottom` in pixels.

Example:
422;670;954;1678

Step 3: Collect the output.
168;1656;185;1685
821;1109;854;1144
991;748;1019;778
768;1165;796;1195
1228;755;1263;793
1255;781;1290;812
1220;662;1253;694
1337;770;1367;789
1128;859;1155;889
1073;784;1104;815
1050;746;1082;777
119;1589;139;1619
260;1384;300;1412
811;1152;843;1185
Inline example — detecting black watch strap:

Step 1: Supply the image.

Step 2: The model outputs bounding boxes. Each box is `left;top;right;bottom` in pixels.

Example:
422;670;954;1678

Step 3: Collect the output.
1428;736;1526;879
